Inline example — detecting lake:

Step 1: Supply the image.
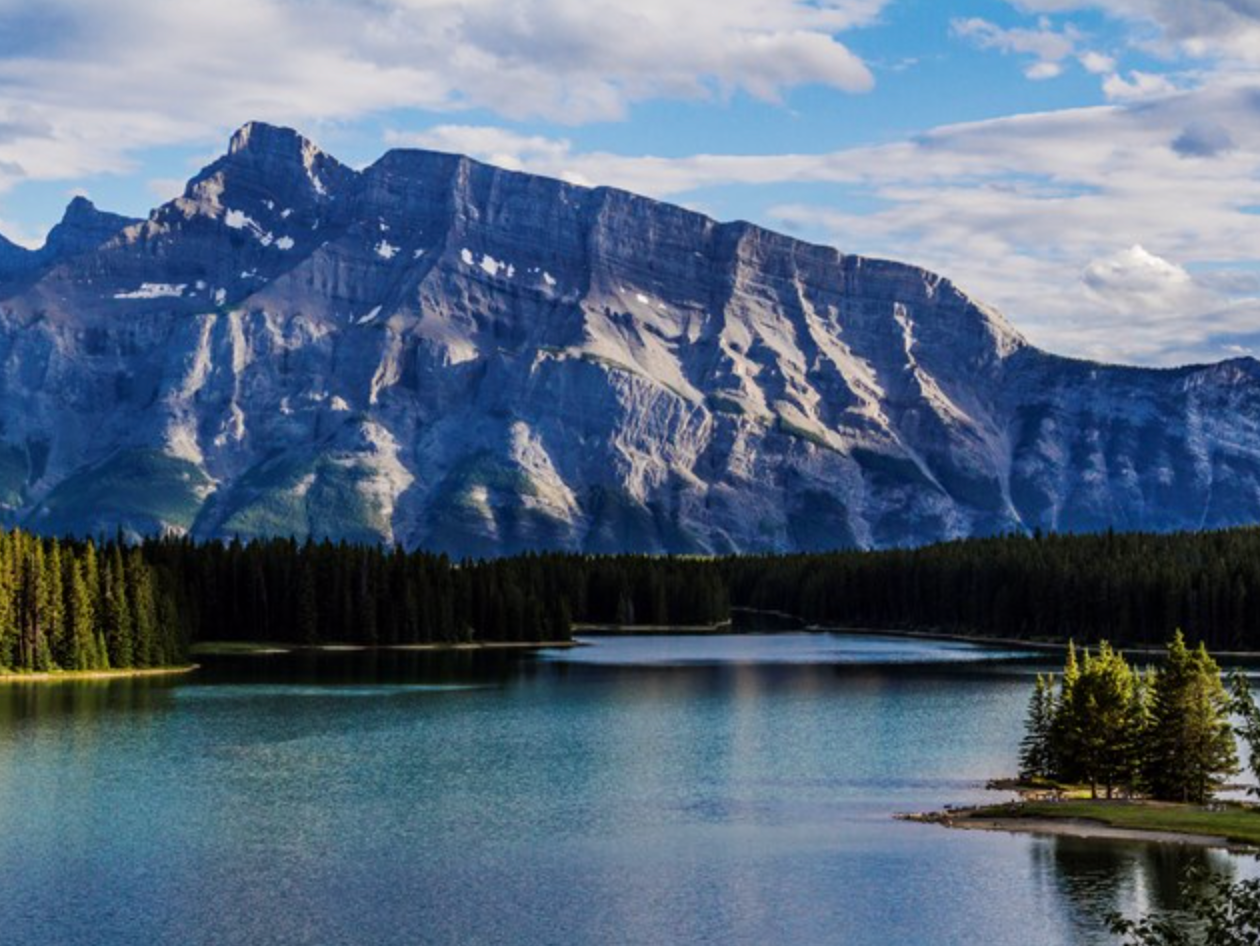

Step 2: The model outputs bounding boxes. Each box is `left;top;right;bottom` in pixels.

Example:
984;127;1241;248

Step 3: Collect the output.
0;633;1253;946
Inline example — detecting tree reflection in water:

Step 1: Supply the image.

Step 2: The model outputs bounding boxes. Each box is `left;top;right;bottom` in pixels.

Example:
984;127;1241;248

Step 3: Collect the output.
1031;835;1247;944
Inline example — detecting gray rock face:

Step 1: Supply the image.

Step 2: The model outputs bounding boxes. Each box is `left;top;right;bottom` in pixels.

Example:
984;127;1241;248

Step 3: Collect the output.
1;121;1258;554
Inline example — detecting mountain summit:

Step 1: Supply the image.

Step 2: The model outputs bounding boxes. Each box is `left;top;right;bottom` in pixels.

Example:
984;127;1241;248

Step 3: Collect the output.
0;121;1257;554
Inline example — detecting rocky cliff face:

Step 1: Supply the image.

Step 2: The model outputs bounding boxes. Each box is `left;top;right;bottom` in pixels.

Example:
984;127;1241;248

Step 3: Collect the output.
1;121;1258;555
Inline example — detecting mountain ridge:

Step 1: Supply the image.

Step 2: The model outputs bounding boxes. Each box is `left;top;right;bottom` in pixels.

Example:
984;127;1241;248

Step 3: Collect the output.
1;121;1258;555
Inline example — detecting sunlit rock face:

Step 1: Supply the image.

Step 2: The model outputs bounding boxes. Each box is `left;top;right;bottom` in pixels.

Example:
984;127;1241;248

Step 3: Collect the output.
2;121;1259;555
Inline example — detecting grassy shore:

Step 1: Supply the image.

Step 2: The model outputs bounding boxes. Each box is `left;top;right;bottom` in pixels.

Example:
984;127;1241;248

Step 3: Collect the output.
0;664;198;683
904;798;1260;848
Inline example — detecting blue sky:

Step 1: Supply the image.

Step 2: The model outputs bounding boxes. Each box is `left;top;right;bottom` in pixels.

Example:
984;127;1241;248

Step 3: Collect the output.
0;0;1258;365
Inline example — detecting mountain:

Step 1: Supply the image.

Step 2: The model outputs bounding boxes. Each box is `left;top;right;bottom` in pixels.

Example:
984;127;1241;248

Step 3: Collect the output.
1;121;1258;555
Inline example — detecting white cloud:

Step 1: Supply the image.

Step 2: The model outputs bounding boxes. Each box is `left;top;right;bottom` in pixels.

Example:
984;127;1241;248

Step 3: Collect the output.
952;16;1078;62
0;0;883;207
1008;0;1260;63
1077;50;1116;74
1082;244;1199;311
1025;61;1063;80
952;16;1082;80
1103;70;1180;101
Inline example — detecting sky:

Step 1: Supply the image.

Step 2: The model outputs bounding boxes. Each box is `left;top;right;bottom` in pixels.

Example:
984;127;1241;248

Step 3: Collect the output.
0;0;1258;367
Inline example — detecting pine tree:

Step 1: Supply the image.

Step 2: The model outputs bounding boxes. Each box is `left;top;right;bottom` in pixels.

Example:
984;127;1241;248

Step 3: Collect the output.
1050;641;1083;781
66;559;99;670
126;550;157;668
103;545;133;668
1019;674;1055;781
1073;643;1140;799
1145;631;1238;803
45;541;67;669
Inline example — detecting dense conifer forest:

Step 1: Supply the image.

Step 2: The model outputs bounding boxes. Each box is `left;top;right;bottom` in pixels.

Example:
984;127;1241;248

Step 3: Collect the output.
721;529;1260;649
0;530;180;673
6;526;1260;673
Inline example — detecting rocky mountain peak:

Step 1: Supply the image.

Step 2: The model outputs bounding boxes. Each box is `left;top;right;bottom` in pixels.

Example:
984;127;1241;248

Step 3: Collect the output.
41;196;139;260
0;124;1259;554
173;122;356;233
219;120;353;198
228;120;311;158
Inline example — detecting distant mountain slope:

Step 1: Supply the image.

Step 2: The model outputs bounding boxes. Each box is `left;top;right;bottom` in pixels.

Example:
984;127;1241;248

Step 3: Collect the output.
1;121;1257;555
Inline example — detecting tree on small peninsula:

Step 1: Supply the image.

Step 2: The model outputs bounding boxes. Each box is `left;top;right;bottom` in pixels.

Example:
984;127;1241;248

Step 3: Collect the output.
1019;632;1236;802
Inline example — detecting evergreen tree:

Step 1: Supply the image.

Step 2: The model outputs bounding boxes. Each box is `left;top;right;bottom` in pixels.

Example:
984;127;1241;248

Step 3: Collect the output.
65;559;100;670
1050;641;1083;781
0;534;13;670
102;545;133;669
1144;632;1238;803
1019;673;1055;781
44;540;66;669
1072;643;1140;799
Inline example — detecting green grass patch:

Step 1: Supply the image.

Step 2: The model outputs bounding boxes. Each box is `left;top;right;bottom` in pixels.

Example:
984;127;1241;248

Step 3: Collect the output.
971;799;1260;846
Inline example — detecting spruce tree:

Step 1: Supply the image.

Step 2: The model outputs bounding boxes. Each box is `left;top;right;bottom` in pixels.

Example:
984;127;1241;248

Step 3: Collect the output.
1019;674;1055;781
66;560;99;671
1073;643;1139;799
1145;632;1238;803
1050;641;1083;782
103;545;133;668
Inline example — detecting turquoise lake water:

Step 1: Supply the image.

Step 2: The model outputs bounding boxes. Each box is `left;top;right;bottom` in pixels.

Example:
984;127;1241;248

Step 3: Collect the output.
0;633;1253;946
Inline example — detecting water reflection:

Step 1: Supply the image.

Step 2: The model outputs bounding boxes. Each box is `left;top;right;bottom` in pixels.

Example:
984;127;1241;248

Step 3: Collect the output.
0;676;175;725
1033;834;1247;942
196;647;530;687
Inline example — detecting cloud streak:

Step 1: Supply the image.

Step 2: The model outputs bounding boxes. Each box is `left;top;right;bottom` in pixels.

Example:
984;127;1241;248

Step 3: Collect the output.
0;0;885;204
394;79;1260;365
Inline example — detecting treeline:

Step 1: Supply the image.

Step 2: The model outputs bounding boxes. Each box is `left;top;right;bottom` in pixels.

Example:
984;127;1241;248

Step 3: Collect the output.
1019;633;1238;803
11;524;1260;672
720;529;1260;649
0;530;734;671
0;531;181;673
142;537;729;648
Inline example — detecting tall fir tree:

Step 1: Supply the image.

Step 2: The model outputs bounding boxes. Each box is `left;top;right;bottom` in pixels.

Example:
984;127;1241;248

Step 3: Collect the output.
1144;631;1238;803
1019;674;1056;781
1072;643;1140;799
103;545;133;669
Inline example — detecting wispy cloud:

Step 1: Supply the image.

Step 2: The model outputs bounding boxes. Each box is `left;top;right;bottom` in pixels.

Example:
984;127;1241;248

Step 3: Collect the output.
0;0;886;206
1006;0;1260;62
950;16;1083;79
394;79;1260;365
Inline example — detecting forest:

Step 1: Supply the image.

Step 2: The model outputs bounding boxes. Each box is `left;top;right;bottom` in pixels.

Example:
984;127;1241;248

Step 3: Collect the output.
720;528;1260;650
5;525;1260;672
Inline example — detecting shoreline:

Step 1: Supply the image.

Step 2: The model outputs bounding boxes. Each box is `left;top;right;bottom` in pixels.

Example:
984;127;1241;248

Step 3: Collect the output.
573;621;734;635
899;811;1247;849
190;640;578;657
0;664;200;683
802;624;1260;660
900;795;1260;851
